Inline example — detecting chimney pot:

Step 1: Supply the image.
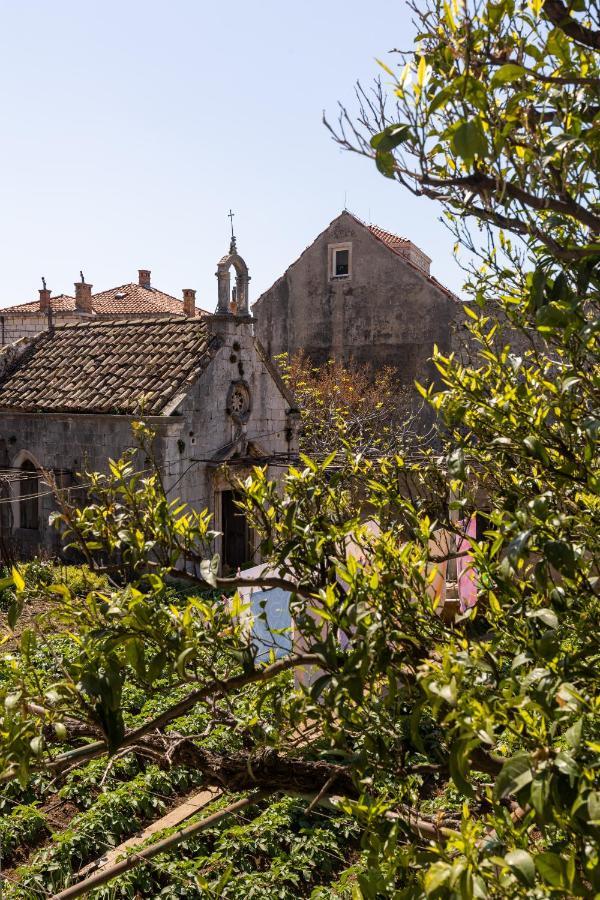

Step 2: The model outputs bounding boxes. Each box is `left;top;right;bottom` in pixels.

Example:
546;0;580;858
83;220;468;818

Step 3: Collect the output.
182;288;196;318
39;288;51;312
74;279;93;313
139;269;151;289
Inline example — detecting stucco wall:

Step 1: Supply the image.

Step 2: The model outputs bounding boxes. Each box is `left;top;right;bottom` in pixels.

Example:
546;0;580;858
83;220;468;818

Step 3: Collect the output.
253;212;466;384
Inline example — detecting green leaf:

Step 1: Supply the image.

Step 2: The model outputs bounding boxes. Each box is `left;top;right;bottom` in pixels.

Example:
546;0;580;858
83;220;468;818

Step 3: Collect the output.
495;753;532;800
536;852;566;888
370;124;411;152
565;718;583;749
447;447;466;480
375;150;396;178
491;63;526;86
587;791;600;824
505;849;535;887
544;540;576;577
424;862;450;893
526;608;558;629
200;554;219;587
451;118;487;164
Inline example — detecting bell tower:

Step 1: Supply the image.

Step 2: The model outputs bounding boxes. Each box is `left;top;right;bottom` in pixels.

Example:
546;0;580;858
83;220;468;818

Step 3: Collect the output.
215;211;251;317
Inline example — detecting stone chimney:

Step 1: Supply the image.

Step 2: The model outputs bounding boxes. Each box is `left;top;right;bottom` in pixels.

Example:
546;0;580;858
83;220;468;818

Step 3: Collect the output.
74;275;93;313
138;269;151;289
182;288;196;318
39;286;51;312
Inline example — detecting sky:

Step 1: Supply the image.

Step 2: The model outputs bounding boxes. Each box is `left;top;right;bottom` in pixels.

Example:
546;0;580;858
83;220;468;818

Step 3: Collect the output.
0;0;464;310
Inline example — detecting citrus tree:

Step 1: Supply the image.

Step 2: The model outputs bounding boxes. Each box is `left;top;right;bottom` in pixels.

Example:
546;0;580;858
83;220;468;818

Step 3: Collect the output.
0;0;599;897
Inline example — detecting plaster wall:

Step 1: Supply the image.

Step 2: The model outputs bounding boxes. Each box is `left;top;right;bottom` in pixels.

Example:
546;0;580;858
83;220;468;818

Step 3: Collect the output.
253;212;466;384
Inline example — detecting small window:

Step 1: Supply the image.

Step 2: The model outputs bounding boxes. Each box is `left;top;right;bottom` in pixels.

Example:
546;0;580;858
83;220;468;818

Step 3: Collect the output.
334;249;349;276
329;243;352;279
19;460;39;530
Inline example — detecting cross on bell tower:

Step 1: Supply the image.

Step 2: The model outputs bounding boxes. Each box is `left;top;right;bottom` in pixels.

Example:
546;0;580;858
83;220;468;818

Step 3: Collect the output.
228;209;237;253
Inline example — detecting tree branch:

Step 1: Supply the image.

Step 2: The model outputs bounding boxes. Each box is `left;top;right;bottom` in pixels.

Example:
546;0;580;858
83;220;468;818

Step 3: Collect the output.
543;0;600;50
40;653;327;777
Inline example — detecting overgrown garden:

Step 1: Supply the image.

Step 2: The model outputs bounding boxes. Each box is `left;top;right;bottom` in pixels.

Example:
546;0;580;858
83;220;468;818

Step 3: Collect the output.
1;0;599;896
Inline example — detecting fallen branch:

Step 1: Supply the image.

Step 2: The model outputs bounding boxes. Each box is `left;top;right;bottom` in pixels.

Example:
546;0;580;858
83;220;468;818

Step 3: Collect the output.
41;652;326;777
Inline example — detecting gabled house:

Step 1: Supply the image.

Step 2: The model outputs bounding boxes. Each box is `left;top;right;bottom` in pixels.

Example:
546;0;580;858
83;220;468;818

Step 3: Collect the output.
0;244;299;567
0;269;207;346
252;210;465;383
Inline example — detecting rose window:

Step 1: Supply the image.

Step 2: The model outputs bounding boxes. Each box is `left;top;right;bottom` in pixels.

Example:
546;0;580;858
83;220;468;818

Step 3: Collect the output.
229;385;250;416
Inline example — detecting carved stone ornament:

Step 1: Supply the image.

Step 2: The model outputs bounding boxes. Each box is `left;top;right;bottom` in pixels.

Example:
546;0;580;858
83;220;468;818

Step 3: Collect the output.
227;381;251;422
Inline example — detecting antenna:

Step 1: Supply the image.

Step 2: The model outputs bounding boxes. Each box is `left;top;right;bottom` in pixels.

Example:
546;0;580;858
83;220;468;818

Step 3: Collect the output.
344;191;347;210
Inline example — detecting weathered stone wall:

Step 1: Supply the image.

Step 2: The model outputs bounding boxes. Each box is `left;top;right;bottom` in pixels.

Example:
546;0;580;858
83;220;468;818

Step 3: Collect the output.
253;212;467;385
0;319;296;561
0;310;179;346
0;313;78;346
162;318;296;563
0;412;178;557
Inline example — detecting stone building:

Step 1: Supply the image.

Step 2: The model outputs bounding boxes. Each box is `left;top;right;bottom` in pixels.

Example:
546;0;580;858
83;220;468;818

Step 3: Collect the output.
0;269;206;346
0;243;298;568
252;211;464;383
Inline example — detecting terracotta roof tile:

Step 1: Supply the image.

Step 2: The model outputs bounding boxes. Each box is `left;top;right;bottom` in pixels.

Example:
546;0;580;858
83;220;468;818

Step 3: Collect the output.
1;294;76;313
0;318;218;415
1;284;208;317
367;224;411;254
92;284;205;317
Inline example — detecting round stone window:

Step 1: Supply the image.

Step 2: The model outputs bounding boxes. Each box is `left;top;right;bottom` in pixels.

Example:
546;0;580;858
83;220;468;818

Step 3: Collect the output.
228;382;251;418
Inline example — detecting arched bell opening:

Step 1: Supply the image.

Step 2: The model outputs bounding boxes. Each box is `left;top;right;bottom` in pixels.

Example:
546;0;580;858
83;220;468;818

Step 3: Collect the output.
216;251;250;316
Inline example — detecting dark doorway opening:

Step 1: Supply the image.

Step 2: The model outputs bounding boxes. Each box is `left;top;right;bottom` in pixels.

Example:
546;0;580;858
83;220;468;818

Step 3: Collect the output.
20;460;39;530
221;490;250;571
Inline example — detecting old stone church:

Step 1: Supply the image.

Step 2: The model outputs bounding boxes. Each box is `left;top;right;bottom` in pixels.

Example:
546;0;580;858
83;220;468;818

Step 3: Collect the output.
0;240;298;566
253;210;464;383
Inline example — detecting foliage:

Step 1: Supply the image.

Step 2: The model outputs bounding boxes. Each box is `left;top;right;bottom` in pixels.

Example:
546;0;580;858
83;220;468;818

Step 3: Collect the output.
0;1;599;897
0;803;47;864
278;352;427;455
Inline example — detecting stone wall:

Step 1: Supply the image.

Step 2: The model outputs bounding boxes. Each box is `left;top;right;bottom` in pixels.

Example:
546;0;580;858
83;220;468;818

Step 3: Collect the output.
0;318;296;562
0;313;78;346
253;212;466;385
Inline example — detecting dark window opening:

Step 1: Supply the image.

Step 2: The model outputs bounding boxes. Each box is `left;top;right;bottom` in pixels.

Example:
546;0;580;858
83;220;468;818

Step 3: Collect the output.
221;490;250;572
20;460;39;530
475;512;490;542
334;249;349;277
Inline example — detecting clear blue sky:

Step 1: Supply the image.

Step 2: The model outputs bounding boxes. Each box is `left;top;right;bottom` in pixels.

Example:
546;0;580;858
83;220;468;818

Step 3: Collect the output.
0;0;464;310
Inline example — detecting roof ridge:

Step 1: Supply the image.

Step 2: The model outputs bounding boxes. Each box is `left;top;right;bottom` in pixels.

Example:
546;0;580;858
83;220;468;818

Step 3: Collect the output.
55;315;207;331
92;282;180;298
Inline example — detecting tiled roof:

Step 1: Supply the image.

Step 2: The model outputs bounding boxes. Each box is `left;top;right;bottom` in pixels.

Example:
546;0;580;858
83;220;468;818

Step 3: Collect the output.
367;224;411;254
92;284;204;317
0;285;206;317
1;294;75;313
0;318;218;415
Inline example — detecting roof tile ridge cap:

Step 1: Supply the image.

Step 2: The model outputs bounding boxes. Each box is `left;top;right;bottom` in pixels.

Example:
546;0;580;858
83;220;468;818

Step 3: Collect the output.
366;224;411;252
369;223;411;244
92;282;136;296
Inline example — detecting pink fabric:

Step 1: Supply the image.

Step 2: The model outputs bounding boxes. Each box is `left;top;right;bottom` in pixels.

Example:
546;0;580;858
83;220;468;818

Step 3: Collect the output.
456;517;478;611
